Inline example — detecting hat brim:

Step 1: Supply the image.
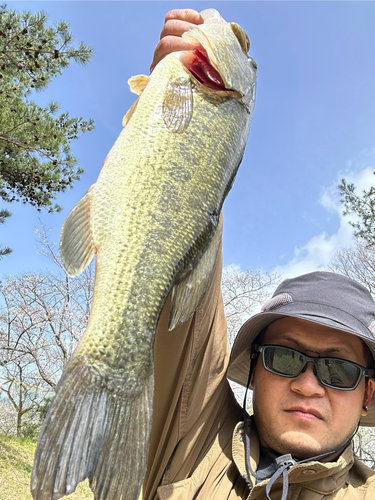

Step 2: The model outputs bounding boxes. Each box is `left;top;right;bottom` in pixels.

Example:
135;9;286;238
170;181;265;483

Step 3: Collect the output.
227;311;375;427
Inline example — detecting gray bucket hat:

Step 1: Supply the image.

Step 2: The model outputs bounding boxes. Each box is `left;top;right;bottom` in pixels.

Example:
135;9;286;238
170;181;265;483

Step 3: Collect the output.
227;271;375;426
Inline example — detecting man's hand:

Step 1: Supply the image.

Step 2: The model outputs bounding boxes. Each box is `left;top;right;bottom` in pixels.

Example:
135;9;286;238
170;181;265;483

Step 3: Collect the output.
150;9;204;73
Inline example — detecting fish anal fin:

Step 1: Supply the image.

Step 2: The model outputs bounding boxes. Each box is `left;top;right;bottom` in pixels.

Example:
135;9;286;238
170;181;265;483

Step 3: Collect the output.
60;186;96;277
169;223;221;330
30;358;154;500
128;74;150;96
123;97;139;127
162;77;193;134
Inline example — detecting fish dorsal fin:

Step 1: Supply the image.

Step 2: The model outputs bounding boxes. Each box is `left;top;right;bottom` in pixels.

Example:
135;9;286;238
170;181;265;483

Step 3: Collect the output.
122;97;139;127
162;77;193;134
168;222;221;330
128;74;150;95
60;185;96;277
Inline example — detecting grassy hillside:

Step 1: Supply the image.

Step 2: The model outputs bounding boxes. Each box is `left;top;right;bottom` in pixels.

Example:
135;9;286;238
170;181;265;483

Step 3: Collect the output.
0;434;94;500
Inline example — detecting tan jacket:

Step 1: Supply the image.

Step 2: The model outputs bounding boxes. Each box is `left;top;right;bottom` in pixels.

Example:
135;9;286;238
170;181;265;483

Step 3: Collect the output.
142;235;375;500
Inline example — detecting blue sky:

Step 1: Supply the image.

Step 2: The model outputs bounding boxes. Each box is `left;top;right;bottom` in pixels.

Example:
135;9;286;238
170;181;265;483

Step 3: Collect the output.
3;1;375;280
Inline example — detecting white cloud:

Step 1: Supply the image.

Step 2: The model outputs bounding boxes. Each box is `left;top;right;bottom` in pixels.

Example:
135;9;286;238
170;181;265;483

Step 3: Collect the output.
273;165;375;280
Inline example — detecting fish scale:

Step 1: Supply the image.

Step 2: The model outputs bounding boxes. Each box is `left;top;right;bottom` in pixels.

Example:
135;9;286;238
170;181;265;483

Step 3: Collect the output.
31;9;257;500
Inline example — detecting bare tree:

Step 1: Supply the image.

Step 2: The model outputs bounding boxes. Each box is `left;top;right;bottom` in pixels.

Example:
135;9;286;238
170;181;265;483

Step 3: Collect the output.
221;266;281;407
0;224;95;434
0;398;18;435
0;266;94;379
222;266;281;347
0;359;46;436
327;238;375;295
353;428;375;469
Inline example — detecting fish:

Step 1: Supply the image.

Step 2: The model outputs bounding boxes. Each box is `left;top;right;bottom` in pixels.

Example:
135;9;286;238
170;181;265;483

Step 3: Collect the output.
30;9;257;500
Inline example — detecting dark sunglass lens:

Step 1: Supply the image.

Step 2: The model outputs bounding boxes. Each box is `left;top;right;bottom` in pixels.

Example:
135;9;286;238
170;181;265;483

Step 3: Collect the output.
317;358;360;388
264;346;304;376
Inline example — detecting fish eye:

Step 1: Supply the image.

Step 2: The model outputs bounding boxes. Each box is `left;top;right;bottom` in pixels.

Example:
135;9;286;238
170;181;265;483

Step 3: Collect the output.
229;22;250;55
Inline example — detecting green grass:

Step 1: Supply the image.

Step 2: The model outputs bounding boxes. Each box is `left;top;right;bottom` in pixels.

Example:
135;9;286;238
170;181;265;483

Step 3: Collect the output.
0;434;94;500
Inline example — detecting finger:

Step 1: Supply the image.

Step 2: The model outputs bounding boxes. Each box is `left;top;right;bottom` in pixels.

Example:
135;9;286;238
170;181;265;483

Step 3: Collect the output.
150;36;197;73
164;9;204;25
160;19;200;40
150;9;204;73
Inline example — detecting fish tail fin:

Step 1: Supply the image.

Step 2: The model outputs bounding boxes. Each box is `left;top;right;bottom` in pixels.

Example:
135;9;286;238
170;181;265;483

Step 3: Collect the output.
89;376;153;500
31;358;154;500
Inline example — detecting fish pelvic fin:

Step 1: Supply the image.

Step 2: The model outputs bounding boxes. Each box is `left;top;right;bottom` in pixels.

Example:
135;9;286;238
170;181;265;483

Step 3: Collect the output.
169;221;221;330
31;357;154;500
162;77;193;134
128;74;150;96
60;186;96;277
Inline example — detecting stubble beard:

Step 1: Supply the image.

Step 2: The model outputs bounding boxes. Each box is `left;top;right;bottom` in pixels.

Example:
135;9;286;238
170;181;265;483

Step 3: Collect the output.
253;406;357;460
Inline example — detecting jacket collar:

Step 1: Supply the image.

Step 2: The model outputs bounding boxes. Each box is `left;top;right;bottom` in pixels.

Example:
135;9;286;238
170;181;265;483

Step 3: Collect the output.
232;418;355;496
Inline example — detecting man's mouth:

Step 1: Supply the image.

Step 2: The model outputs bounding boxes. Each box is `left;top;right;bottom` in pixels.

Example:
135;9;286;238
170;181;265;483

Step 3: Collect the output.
180;48;228;91
286;406;323;421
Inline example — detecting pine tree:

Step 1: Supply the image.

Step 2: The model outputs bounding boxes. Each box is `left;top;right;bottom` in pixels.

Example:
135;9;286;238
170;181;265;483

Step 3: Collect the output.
0;207;11;257
339;176;375;247
0;4;94;216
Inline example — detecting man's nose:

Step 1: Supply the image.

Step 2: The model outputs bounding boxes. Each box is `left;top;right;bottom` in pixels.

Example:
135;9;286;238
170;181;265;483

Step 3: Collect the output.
290;361;326;397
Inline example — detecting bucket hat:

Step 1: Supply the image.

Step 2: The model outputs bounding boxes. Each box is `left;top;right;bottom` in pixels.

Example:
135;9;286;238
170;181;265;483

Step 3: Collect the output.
227;271;375;426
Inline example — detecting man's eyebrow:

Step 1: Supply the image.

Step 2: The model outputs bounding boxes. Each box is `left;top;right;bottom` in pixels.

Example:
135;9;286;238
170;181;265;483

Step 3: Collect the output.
320;346;352;356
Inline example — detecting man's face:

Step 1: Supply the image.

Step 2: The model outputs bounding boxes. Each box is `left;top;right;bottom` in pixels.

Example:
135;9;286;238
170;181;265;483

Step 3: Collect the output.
251;317;375;459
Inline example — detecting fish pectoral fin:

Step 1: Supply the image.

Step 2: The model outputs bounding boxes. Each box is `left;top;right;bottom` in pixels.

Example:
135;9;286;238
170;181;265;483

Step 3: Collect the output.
162;77;193;134
169;222;221;330
123;97;139;127
128;74;150;95
60;186;96;277
30;357;154;500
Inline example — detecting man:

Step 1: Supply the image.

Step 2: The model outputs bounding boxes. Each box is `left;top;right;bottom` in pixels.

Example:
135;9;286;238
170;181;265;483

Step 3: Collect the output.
142;9;375;500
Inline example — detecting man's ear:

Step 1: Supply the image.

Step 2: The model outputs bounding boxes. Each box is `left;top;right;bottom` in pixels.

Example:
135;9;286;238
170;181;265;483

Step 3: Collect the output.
249;370;255;390
249;354;258;390
362;378;375;416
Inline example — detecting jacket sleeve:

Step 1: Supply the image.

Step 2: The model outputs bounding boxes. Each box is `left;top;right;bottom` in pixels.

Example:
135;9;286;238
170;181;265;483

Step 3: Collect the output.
142;217;235;499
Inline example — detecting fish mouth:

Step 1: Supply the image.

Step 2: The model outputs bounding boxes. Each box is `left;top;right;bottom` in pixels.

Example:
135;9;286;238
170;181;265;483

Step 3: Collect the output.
180;48;232;92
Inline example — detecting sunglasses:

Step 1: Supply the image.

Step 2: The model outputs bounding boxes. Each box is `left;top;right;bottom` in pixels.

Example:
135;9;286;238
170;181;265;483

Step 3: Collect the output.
255;344;374;391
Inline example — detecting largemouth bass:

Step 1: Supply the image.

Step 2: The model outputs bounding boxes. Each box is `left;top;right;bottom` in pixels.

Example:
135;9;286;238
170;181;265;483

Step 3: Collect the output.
31;9;257;500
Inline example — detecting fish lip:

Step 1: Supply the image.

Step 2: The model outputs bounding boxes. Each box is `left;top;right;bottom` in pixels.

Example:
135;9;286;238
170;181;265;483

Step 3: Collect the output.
285;406;324;420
